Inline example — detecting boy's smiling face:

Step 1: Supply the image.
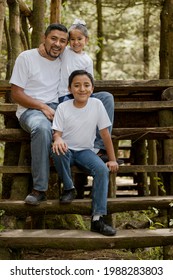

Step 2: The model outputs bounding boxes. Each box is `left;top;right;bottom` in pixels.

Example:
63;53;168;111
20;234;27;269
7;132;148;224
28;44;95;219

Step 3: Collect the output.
69;74;94;108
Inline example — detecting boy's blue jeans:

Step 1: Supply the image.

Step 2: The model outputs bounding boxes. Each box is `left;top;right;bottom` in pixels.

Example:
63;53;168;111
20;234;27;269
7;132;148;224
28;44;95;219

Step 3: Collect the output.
18;92;114;192
51;149;109;216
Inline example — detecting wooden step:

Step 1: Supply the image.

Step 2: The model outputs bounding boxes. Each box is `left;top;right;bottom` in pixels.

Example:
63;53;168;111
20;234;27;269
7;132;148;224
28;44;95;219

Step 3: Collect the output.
0;228;173;250
1;79;173;98
0;196;173;216
114;100;173;111
2;100;173;113
1;164;173;174
1;127;173;142
112;127;173;140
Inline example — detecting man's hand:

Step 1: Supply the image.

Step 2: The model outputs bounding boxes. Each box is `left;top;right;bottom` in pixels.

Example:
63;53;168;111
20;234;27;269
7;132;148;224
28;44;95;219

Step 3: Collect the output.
41;104;55;121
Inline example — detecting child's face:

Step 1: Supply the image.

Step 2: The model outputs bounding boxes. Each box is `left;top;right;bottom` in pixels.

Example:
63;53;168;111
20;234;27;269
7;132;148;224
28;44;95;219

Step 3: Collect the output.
69;29;88;53
69;75;94;107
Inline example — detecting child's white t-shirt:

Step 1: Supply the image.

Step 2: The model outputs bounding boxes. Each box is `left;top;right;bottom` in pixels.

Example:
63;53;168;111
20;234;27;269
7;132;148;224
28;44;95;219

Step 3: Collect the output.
10;49;61;119
52;98;111;151
58;47;93;99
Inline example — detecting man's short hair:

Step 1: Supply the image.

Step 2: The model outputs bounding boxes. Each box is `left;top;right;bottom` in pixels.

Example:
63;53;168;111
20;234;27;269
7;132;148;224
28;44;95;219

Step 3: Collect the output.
45;23;68;37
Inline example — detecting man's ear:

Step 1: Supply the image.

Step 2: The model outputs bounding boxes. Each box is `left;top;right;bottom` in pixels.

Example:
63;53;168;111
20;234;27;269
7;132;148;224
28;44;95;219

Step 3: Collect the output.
68;86;71;93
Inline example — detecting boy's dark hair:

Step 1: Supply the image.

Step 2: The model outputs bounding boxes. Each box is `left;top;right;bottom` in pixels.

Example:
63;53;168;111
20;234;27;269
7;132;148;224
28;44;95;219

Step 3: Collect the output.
45;23;68;37
68;70;94;87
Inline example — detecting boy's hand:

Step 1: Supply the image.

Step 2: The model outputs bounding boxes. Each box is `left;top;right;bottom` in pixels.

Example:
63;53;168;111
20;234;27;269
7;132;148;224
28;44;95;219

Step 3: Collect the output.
106;161;119;172
52;138;68;155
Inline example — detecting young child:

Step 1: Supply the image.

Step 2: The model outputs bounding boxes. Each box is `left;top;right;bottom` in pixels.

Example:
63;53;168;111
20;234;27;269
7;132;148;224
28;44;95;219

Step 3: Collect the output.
39;19;115;158
58;18;94;103
51;70;119;236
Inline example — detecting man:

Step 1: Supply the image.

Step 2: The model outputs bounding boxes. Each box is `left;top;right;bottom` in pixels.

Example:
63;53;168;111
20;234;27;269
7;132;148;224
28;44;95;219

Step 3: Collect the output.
10;23;69;205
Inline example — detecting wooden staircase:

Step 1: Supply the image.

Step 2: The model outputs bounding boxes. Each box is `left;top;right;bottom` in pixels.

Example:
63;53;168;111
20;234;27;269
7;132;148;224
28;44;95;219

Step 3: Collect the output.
1;79;173;259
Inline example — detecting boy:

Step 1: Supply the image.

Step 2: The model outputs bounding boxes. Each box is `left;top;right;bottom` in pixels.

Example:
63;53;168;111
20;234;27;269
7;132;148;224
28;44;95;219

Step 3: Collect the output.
52;70;119;236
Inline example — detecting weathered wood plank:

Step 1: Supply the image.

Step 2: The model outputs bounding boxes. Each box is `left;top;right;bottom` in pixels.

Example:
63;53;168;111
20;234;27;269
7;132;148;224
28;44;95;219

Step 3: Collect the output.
1;127;173;142
115;100;173;111
0;196;173;216
0;103;17;112
1;79;173;98
1;164;173;173
112;127;173;140
0;129;29;141
1;100;173;113
0;228;173;250
1;79;173;88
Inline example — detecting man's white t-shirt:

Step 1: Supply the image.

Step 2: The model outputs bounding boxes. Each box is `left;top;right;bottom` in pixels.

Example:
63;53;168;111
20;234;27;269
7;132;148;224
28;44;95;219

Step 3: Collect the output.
58;47;93;99
52;98;111;151
10;49;61;119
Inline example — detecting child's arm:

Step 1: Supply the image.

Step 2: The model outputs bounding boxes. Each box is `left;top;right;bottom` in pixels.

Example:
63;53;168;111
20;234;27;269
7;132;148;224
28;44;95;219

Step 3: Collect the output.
52;130;68;155
38;43;48;58
99;128;119;172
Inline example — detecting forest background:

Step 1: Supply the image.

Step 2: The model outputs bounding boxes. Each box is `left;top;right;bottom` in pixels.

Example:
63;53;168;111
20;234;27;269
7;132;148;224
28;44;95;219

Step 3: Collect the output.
0;0;169;82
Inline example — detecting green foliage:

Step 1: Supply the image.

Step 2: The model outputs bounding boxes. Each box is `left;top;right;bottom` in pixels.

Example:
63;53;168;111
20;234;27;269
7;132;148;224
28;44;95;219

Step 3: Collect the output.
0;210;5;232
154;177;166;194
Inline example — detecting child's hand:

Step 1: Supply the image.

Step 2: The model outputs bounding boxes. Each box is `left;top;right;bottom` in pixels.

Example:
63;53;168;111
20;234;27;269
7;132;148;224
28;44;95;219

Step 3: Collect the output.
106;161;119;173
38;43;47;57
52;138;68;155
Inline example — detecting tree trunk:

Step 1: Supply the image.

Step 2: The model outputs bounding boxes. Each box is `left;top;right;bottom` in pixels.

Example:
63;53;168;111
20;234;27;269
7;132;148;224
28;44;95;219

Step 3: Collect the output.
143;0;150;79
50;0;61;23
168;0;173;78
96;0;103;79
31;0;45;48
7;0;21;71
159;0;169;78
0;0;6;52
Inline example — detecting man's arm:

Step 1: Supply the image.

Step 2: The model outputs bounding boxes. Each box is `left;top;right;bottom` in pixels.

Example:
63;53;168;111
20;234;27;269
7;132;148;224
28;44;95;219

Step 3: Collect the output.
11;84;55;121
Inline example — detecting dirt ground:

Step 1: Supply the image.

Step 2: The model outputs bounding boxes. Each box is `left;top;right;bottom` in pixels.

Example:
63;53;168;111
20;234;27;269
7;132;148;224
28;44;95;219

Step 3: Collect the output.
22;248;152;260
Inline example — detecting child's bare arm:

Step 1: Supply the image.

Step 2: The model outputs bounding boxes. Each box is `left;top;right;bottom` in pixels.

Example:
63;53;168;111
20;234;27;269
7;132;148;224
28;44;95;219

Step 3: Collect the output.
38;43;48;58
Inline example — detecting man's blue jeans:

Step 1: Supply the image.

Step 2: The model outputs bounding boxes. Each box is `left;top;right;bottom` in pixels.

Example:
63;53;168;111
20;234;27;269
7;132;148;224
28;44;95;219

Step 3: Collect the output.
19;103;58;192
94;91;114;150
51;149;109;216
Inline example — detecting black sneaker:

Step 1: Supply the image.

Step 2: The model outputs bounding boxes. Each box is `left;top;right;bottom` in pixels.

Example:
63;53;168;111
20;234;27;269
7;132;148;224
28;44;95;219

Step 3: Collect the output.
24;190;47;205
60;188;77;204
91;216;116;236
97;149;124;165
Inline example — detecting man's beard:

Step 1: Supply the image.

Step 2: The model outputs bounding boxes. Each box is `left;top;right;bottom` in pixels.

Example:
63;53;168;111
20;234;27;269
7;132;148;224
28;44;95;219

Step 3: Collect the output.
45;47;60;59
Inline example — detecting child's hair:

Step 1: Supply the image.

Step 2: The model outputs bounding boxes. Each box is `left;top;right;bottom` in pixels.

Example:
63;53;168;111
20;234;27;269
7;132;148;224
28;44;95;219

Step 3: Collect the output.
69;70;94;88
68;19;89;38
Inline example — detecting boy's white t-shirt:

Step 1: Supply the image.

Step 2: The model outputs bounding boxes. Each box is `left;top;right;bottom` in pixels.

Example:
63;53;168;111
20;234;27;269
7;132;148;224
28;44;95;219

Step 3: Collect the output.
52;98;111;151
58;47;93;99
10;49;61;119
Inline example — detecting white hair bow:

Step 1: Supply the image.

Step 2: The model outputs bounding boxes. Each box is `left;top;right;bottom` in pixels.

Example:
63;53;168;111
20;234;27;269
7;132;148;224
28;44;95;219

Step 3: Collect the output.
73;18;86;25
